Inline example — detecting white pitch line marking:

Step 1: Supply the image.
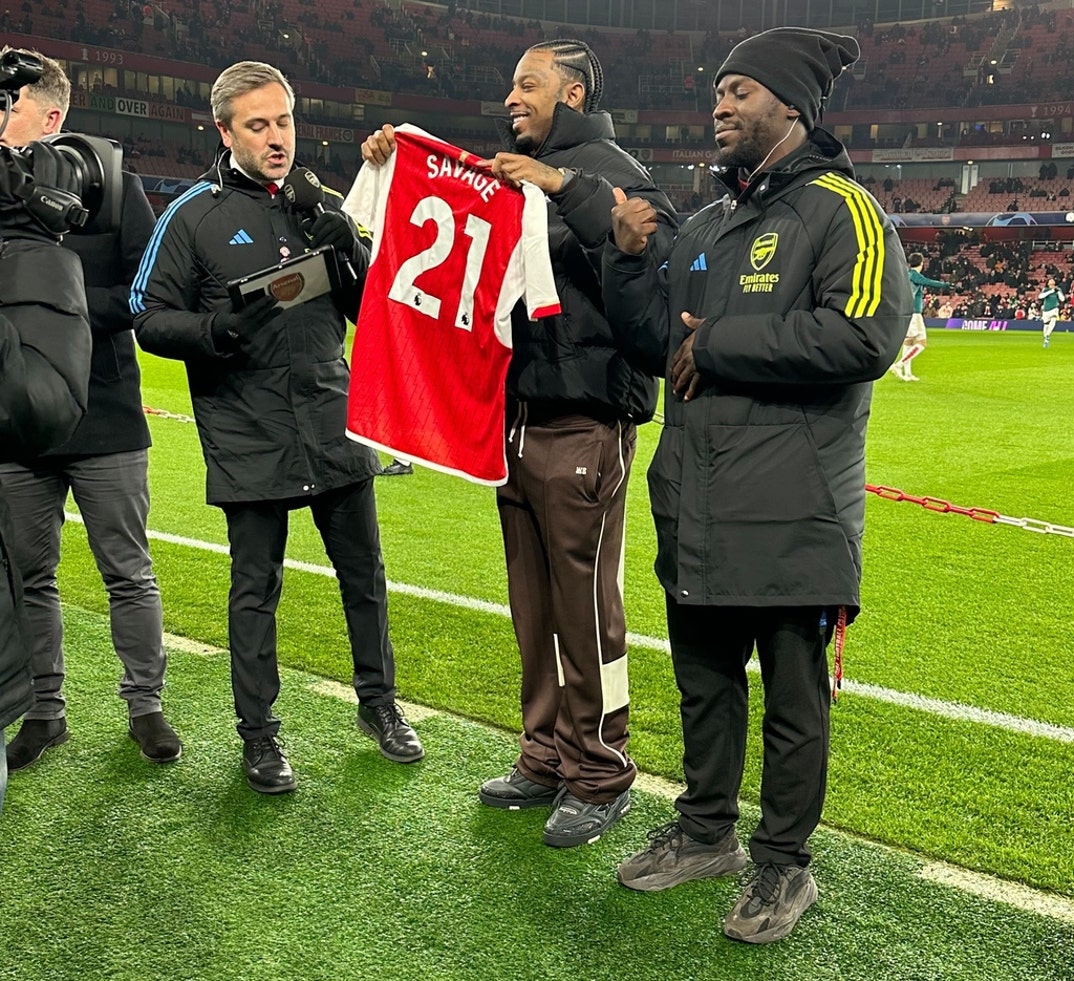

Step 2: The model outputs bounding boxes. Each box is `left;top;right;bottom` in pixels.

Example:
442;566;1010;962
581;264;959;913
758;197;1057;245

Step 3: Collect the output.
919;863;1074;925
305;678;439;722
66;512;1074;747
149;627;1074;927
289;667;1074;928
160;632;221;657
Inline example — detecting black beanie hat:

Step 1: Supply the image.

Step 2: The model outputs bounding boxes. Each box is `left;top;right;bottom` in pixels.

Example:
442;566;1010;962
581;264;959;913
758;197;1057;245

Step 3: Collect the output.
716;27;860;130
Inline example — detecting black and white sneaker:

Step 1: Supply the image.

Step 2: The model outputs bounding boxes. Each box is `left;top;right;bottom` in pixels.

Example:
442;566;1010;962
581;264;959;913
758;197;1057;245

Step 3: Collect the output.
479;767;560;809
542;788;630;848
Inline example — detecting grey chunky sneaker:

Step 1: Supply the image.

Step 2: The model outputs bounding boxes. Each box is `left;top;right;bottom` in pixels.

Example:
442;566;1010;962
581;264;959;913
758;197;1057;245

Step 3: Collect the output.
479;767;560;809
723;863;818;944
618;822;747;891
542;788;630;848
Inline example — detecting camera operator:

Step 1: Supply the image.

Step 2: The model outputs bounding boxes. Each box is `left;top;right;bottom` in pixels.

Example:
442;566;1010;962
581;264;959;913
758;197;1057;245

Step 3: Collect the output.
0;135;92;814
0;48;181;777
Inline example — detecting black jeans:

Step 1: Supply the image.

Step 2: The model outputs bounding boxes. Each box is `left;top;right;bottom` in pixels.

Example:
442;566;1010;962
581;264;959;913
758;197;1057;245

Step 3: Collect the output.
665;597;833;867
223;479;394;740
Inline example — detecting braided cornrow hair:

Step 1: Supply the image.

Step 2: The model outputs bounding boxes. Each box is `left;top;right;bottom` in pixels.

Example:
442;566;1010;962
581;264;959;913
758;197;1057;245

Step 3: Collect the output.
528;38;604;112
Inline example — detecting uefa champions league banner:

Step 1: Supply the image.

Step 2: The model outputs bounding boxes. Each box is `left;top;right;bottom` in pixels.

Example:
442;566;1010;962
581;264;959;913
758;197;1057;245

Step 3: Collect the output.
926;318;1073;332
891;211;1074;227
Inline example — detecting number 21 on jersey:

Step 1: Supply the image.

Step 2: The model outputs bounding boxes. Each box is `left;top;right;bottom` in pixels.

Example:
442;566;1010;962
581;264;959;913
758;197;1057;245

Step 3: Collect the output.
387;195;492;331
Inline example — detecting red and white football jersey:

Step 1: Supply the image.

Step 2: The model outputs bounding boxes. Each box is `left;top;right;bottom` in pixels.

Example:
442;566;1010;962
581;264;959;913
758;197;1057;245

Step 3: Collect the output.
342;124;560;485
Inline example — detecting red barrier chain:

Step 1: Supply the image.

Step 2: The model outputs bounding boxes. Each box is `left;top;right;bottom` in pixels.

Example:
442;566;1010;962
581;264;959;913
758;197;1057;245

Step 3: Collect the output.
865;484;1073;537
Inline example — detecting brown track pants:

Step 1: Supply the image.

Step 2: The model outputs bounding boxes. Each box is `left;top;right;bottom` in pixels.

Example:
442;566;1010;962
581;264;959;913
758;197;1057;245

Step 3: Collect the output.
496;410;637;804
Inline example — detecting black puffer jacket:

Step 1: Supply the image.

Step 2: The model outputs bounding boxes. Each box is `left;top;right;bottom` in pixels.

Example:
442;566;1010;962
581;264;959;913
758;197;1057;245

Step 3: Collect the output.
47;172;155;457
604;129;911;615
131;152;379;504
499;104;678;422
0;241;91;729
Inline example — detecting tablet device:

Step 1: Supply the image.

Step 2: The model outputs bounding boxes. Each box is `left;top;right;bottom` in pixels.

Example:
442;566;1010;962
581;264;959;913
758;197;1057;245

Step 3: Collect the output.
227;246;340;311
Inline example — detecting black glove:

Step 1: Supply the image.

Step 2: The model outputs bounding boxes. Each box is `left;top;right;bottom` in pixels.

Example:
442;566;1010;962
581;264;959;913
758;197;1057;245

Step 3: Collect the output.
211;293;282;351
25;142;82;197
0;142;85;240
308;209;358;258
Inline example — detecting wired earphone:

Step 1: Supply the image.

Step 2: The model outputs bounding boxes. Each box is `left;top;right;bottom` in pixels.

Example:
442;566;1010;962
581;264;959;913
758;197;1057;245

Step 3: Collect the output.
746;113;800;184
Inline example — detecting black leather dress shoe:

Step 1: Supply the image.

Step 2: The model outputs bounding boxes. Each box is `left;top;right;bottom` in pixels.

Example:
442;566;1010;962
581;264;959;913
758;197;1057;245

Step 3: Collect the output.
357;702;424;763
242;735;297;794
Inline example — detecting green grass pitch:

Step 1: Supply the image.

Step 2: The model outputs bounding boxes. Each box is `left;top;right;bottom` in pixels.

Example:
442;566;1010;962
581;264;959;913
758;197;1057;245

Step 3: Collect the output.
1;330;1072;979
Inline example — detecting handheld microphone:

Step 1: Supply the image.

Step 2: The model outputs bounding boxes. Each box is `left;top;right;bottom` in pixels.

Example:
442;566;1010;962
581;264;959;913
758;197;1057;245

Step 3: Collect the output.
280;166;358;283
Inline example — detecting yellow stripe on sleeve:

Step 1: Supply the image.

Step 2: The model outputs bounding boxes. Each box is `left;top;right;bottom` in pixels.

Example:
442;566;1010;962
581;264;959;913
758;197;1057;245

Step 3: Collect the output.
812;173;886;317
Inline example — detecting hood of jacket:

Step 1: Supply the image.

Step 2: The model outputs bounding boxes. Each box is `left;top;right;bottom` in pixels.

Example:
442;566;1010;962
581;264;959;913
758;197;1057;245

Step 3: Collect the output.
496;103;617;158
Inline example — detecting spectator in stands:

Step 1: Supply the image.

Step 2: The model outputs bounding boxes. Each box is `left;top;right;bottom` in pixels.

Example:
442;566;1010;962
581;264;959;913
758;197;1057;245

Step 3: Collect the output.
603;27;909;944
0;47;182;772
132;61;423;795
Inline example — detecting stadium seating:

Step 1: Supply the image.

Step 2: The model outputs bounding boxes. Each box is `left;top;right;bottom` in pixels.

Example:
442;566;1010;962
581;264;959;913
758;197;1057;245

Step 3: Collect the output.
45;0;1074;143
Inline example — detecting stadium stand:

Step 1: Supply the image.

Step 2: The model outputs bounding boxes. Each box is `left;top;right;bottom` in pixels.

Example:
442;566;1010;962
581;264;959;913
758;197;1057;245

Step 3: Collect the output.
12;0;1074;305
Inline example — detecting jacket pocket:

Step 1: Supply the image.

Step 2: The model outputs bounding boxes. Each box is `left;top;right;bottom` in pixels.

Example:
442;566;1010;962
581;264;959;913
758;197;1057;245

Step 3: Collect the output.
93;335;122;384
702;423;852;600
706;423;838;523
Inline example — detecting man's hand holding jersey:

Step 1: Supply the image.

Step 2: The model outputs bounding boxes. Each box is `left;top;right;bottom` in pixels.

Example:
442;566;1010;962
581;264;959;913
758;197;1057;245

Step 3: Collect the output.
361;125;568;197
488;154;569;195
361;125;397;166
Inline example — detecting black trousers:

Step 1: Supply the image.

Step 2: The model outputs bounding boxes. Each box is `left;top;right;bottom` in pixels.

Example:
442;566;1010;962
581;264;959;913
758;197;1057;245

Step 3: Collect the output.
665;597;833;867
223;480;394;740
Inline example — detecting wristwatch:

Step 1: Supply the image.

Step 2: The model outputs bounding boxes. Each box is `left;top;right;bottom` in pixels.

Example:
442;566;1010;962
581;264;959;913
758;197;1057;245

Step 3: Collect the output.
557;167;577;190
